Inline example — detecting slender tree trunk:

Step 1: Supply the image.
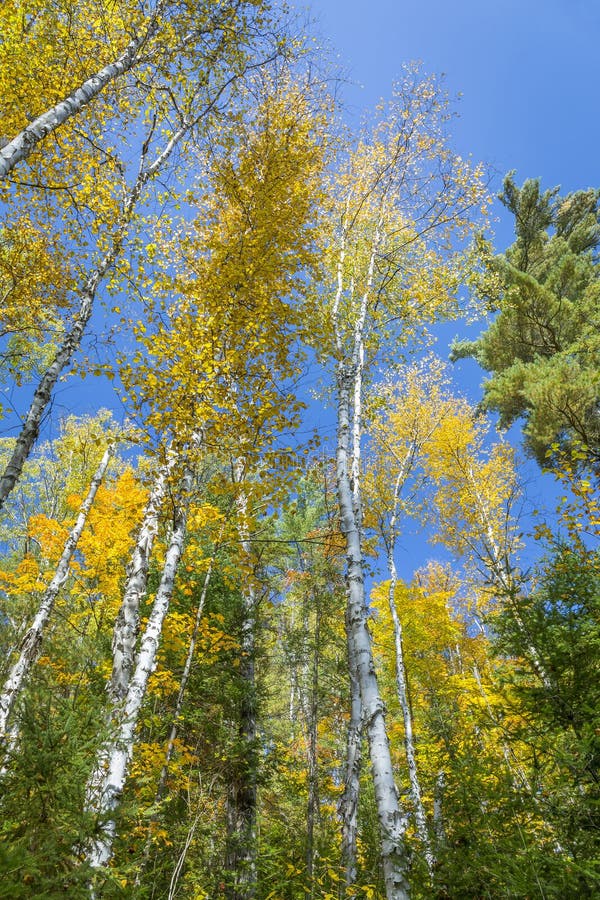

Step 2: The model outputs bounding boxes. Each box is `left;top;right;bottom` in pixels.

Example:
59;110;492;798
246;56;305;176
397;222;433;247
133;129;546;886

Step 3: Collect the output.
339;608;362;891
0;1;166;179
331;192;410;897
225;466;258;899
387;574;434;875
386;474;435;877
0;445;113;745
433;770;445;849
108;454;176;705
0;118;191;512
336;364;411;900
84;468;192;874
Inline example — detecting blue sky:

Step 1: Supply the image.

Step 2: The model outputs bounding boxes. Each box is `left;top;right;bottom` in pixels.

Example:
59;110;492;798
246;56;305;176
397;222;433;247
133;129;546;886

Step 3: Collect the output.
313;0;599;233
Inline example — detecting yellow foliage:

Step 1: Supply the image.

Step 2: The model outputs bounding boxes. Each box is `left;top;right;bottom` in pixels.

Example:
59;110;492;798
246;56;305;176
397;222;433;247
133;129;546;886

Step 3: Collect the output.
120;77;328;455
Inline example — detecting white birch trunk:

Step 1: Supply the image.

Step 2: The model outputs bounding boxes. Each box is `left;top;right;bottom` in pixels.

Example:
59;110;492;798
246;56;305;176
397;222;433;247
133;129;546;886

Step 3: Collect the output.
332;195;410;898
387;570;434;874
339;266;365;888
0;445;113;744
386;472;435;877
433;771;446;848
336;363;411;900
135;545;219;885
0;119;192;512
108;454;176;704
0;1;166;179
339;608;362;888
85;468;192;873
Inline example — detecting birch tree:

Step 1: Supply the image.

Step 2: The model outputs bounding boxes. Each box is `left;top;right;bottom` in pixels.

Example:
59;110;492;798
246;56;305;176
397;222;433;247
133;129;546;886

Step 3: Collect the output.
313;69;488;898
416;378;555;690
270;468;348;894
339;609;363;888
84;465;194;876
0;0;167;179
224;458;260;899
108;452;177;706
371;363;476;868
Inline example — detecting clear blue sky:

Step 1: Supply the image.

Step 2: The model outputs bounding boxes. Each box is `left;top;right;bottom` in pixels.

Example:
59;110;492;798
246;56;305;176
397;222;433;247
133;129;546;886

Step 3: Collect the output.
313;0;599;239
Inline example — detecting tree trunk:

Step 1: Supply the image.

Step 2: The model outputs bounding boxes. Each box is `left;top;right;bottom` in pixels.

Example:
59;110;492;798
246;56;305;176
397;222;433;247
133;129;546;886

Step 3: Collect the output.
0;1;166;179
385;473;435;878
387;571;434;876
433;770;445;849
305;597;321;894
84;467;192;874
108;454;175;705
0;445;113;746
135;544;220;884
225;467;258;899
336;364;411;900
339;607;362;890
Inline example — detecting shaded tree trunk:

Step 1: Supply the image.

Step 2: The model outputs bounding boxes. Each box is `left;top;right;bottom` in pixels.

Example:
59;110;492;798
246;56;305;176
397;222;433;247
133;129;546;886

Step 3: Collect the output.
305;597;321;893
339;608;362;890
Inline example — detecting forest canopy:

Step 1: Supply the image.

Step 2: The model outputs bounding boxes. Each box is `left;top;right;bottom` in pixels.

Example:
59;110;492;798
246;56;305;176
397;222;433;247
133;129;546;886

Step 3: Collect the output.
0;2;598;899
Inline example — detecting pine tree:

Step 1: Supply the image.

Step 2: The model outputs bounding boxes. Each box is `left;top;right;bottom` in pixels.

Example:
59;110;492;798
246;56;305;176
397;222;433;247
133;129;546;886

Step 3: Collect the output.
453;174;600;471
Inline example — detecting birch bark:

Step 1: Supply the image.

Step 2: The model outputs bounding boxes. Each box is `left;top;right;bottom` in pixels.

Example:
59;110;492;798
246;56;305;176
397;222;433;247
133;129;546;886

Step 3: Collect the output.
85;467;192;873
0;444;113;745
108;454;176;705
135;542;220;884
332;196;411;897
433;771;446;849
339;608;362;889
0;1;166;179
336;362;411;900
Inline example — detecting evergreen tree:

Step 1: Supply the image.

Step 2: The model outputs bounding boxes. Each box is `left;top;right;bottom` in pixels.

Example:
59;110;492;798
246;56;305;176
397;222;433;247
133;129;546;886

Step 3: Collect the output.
453;174;600;470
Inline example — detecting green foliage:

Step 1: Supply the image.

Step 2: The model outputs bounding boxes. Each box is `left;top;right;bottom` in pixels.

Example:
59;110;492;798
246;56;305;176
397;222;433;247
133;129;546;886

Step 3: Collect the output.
0;665;105;897
453;173;600;470
493;544;600;895
2;4;599;891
